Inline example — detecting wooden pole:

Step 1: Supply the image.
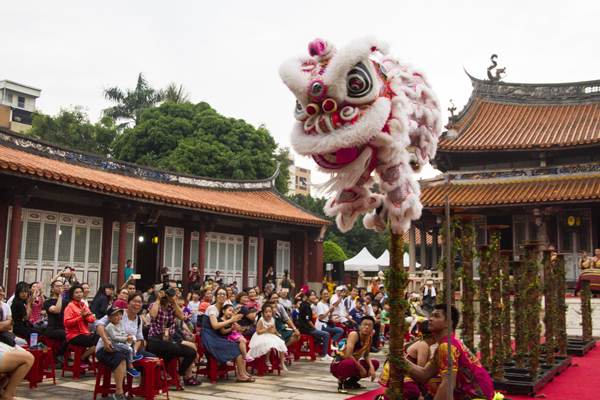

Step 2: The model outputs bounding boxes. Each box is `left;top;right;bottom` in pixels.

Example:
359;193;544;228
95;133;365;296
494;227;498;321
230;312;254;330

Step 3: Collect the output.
385;229;407;399
555;255;568;356
431;206;465;306
198;225;206;282
581;280;592;342
7;196;22;296
100;216;113;285
0;202;8;286
117;214;127;288
445;197;454;400
523;243;541;378
542;250;555;365
182;228;191;297
500;251;513;361
460;219;476;354
513;259;525;369
487;228;505;380
477;244;491;371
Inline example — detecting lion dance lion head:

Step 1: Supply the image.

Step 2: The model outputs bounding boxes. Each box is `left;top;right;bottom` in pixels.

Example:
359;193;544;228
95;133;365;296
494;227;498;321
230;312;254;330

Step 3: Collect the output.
280;37;442;234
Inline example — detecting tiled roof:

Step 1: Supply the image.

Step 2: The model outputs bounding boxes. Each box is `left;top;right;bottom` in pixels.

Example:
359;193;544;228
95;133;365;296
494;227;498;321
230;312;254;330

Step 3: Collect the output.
440;98;600;150
420;174;600;208
0;143;330;226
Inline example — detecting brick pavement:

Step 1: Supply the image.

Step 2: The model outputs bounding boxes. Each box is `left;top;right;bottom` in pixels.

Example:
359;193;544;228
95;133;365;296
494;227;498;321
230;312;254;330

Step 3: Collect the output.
13;346;388;400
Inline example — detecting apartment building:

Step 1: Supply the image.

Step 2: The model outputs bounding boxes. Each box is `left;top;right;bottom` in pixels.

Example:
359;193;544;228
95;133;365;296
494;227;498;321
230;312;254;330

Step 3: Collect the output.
0;80;42;132
288;153;311;196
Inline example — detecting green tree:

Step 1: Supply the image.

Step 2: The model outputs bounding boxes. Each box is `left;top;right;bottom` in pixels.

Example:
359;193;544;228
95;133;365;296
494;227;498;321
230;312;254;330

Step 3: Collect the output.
102;73;163;128
111;101;290;192
287;193;389;258
161;83;191;103
28;106;119;156
323;241;348;264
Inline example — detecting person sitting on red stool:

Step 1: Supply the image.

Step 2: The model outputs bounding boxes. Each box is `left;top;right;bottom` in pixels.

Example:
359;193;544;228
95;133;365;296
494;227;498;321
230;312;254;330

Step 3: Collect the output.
43;281;70;365
330;315;379;394
64;284;99;367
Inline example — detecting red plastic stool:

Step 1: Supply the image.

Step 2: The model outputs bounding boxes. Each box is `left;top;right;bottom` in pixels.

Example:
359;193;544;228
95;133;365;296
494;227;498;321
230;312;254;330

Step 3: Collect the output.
294;335;316;362
42;337;62;360
165;358;180;391
335;322;349;340
249;349;281;377
61;345;95;379
93;362;132;400
196;349;236;383
127;358;169;400
24;347;56;388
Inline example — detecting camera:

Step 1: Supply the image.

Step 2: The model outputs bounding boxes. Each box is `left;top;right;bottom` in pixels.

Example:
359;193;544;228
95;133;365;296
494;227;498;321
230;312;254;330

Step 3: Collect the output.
283;269;289;275
162;274;176;297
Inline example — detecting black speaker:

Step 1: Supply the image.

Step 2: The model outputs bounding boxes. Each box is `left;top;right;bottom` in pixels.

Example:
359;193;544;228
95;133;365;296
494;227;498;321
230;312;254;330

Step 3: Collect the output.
331;261;345;281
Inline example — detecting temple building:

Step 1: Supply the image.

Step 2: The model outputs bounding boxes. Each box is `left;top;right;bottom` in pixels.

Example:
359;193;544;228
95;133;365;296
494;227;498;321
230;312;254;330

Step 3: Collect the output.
418;69;600;285
0;127;330;297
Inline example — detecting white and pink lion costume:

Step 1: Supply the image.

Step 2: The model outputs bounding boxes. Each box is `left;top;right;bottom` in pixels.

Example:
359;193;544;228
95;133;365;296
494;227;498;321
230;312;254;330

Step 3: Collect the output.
279;37;443;234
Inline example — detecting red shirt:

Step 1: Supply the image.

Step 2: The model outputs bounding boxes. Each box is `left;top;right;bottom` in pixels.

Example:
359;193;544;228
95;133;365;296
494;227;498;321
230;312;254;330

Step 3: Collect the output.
64;301;95;341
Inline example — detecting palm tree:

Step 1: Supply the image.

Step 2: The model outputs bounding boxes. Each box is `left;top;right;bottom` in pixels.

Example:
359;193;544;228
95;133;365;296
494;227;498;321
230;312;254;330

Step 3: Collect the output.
102;73;162;128
161;82;191;103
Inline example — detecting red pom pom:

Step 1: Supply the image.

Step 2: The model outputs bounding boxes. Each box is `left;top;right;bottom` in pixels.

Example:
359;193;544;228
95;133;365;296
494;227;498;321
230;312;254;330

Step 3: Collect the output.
306;103;320;117
322;98;337;113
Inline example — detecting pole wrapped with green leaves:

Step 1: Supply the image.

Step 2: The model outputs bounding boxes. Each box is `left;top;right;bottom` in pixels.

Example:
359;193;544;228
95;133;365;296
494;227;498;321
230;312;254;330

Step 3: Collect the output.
523;243;541;378
458;217;478;355
385;231;408;400
476;244;491;371
512;260;526;369
437;218;461;305
484;226;507;380
581;280;592;342
555;255;568;356
542;250;555;365
500;251;513;361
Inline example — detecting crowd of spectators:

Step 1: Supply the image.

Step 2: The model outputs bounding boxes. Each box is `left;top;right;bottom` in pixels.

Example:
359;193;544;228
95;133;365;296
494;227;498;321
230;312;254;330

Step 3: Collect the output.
0;265;398;399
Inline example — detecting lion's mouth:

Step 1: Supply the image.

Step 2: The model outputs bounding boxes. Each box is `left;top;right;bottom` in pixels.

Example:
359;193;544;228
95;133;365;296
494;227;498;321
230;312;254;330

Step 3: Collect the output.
303;105;367;136
313;145;366;169
305;105;370;169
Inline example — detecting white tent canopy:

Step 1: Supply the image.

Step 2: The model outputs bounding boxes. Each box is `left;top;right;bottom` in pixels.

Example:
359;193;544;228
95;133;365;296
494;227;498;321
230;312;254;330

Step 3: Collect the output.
376;249;420;270
344;247;380;272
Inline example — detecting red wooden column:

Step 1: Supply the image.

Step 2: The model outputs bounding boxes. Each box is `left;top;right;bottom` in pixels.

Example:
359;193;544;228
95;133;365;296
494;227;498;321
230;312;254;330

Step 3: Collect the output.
303;232;309;286
100;217;113;284
198;225;206;282
7;196;22;296
289;238;297;297
242;233;249;289
182;228;191;296
311;240;324;285
117;214;127;287
257;231;264;290
0;202;9;286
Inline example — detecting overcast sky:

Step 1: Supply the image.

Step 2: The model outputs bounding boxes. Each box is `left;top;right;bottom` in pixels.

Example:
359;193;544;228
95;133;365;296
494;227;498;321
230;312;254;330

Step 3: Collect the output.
5;1;598;188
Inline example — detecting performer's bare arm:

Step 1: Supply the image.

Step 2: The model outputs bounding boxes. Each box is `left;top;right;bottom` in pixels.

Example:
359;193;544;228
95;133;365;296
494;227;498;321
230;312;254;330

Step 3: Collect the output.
434;371;457;400
406;358;438;383
345;331;367;377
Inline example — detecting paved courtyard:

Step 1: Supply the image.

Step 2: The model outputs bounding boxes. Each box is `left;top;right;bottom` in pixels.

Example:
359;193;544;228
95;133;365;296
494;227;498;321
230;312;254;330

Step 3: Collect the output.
13;348;388;400
12;298;600;400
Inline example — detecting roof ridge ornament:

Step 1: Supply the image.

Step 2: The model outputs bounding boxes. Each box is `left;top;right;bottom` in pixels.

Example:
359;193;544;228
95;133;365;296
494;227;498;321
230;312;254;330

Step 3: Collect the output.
448;99;457;117
487;54;506;82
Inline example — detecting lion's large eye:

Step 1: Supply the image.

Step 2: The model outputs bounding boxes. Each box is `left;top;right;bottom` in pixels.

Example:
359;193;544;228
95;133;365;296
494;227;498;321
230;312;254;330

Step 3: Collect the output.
294;101;308;121
346;61;373;99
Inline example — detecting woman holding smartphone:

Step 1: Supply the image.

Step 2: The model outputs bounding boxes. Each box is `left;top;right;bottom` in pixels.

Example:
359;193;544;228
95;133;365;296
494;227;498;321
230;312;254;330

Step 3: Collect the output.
51;267;78;286
11;282;42;342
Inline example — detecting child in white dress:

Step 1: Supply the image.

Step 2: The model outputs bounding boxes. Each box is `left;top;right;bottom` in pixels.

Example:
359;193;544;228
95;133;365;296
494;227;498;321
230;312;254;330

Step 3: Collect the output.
247;304;288;371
